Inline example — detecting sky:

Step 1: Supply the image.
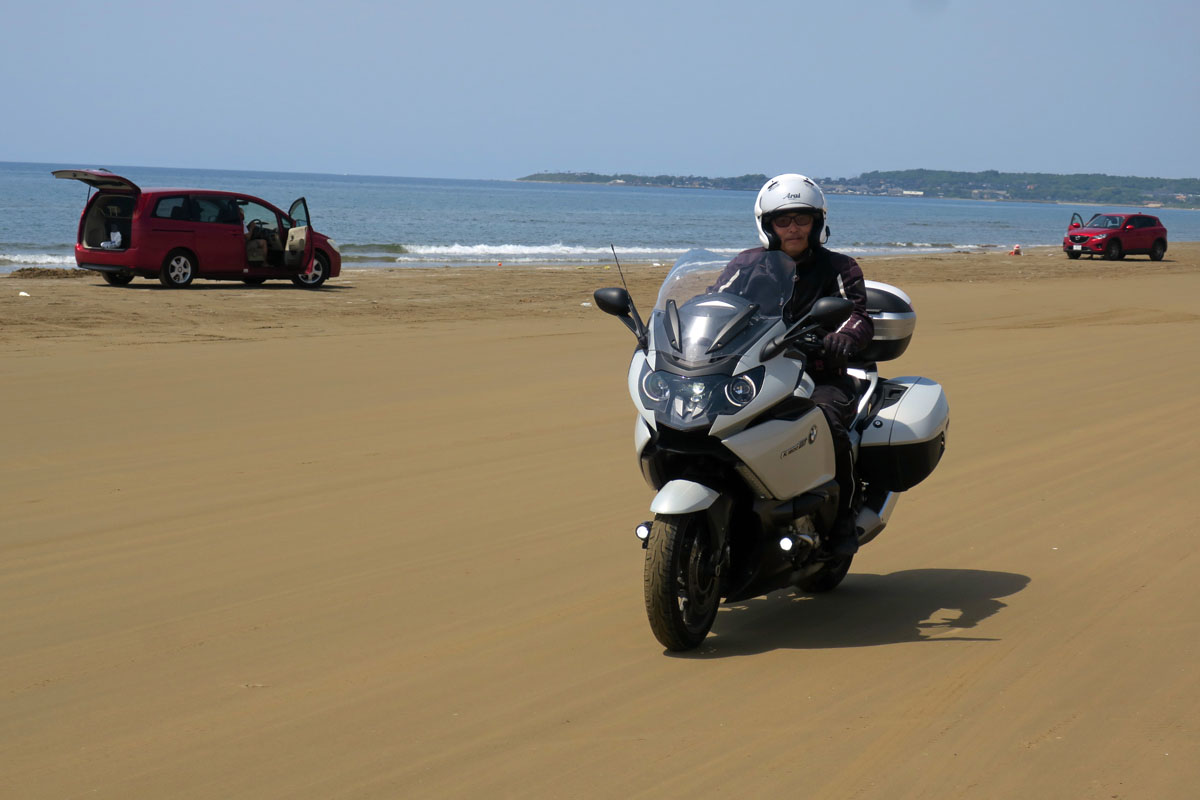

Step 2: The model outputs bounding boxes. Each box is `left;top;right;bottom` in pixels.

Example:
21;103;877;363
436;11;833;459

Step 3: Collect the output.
2;0;1198;181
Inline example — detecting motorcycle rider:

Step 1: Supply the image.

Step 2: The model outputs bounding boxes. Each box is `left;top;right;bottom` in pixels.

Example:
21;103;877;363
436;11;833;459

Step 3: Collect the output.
711;174;874;555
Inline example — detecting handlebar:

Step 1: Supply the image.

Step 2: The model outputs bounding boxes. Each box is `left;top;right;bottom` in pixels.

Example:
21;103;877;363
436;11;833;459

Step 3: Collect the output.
760;325;825;362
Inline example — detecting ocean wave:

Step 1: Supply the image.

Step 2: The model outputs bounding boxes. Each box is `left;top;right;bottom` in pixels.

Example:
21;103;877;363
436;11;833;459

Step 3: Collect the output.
399;243;703;258
339;243;410;254
336;240;1033;266
848;241;968;249
0;253;77;267
366;243;745;264
0;241;76;249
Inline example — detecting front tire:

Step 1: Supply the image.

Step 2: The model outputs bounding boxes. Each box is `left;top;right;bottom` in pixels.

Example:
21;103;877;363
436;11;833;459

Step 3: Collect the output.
102;272;134;286
292;251;329;288
160;250;196;287
1150;240;1166;261
1066;250;1080;260
1104;239;1124;261
644;513;721;651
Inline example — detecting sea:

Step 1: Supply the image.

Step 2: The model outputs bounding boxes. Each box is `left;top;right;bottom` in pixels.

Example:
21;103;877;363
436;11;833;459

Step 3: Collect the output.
3;160;1199;273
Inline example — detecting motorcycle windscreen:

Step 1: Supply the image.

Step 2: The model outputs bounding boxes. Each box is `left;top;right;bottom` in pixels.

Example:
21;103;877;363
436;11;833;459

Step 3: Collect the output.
655;248;794;316
648;248;792;368
649;295;776;368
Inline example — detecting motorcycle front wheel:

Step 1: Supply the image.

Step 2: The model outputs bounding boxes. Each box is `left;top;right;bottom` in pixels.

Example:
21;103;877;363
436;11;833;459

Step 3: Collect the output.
644;513;721;651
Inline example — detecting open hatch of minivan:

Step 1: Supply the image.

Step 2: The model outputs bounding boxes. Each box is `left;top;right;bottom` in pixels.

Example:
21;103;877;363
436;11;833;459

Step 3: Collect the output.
54;169;141;251
52;169;140;193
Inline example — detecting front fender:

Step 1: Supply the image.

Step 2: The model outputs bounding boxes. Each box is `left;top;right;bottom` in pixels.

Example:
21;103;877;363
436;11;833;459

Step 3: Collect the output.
650;480;720;515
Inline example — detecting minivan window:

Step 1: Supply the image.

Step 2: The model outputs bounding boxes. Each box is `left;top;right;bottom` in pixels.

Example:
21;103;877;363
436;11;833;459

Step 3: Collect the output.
193;195;242;225
235;199;280;235
152;196;192;220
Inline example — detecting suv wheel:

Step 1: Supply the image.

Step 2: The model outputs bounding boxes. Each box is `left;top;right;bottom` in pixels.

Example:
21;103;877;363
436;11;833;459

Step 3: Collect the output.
1150;240;1166;261
1104;239;1124;261
1066;251;1080;260
160;251;197;287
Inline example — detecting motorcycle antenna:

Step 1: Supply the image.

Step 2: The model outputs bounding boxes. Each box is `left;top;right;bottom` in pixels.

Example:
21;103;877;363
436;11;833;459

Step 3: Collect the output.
610;244;647;343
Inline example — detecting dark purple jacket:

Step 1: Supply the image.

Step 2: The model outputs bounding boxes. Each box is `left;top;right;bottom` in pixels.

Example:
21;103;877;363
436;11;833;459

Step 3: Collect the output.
713;246;874;374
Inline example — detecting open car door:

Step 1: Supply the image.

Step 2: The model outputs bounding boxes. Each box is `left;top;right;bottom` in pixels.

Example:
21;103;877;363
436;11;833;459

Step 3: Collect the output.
1069;212;1084;229
285;197;314;272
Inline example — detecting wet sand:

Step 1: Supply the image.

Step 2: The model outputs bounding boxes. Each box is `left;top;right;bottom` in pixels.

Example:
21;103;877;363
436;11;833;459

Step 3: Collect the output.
3;243;1199;798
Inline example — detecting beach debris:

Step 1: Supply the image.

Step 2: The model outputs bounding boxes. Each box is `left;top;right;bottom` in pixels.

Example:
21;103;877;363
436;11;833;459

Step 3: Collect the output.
581;302;592;307
19;291;30;297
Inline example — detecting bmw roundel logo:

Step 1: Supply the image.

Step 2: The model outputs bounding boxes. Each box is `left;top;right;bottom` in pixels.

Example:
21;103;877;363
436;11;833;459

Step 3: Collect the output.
808;426;818;444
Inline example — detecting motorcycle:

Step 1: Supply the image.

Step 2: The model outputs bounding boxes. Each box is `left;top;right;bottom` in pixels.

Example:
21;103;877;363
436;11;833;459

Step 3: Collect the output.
594;248;949;651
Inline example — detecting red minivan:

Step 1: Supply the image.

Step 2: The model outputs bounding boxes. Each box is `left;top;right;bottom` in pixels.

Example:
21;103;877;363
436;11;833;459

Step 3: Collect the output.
53;169;341;288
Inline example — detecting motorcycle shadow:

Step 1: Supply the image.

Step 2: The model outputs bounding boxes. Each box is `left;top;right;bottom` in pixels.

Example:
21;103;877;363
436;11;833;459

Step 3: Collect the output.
684;568;1030;658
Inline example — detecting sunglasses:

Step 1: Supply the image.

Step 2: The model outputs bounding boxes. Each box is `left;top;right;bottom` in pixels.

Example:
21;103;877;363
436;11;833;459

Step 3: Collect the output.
771;213;814;230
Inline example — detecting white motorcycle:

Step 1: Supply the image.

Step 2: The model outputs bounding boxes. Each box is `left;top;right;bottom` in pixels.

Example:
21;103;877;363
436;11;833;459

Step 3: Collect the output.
595;249;949;651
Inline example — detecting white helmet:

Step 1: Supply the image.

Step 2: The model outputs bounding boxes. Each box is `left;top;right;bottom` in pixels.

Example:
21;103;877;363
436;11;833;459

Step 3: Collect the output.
754;173;829;250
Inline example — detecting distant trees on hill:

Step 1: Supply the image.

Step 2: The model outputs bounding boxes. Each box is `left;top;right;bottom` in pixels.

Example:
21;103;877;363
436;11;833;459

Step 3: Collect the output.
518;169;1199;207
518;172;768;191
842;169;1200;206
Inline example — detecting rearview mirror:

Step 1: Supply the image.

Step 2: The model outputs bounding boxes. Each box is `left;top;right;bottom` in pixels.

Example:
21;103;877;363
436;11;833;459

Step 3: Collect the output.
810;296;854;329
594;286;648;347
593;287;633;318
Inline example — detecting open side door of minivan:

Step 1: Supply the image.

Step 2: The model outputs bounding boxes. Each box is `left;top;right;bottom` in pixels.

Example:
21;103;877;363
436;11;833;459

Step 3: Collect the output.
52;169;141;193
285;197;314;271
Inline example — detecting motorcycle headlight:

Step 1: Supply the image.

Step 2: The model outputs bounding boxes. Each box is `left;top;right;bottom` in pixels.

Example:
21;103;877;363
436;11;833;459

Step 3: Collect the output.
641;369;671;403
724;373;759;407
637;364;765;423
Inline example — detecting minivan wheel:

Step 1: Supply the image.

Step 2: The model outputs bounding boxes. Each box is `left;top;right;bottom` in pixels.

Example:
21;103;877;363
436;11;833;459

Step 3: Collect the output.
1150;240;1166;261
291;252;329;288
102;272;134;286
160;251;197;287
1104;239;1124;261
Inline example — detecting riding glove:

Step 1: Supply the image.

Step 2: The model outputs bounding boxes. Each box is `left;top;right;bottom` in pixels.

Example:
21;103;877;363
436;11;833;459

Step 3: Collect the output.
822;331;856;369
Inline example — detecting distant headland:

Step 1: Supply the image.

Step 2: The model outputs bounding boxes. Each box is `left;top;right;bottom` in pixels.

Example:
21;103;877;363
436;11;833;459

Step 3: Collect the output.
517;169;1200;208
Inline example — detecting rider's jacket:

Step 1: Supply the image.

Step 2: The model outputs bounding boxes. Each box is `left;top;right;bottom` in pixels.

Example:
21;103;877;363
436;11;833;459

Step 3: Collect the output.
712;246;874;377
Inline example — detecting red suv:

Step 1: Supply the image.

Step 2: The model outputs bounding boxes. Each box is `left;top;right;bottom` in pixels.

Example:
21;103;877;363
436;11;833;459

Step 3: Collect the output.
1063;212;1168;261
53;169;341;287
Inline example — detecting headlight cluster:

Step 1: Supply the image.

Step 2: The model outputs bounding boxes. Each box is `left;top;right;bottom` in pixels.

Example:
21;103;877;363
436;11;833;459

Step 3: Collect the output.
638;364;765;423
1092;233;1107;240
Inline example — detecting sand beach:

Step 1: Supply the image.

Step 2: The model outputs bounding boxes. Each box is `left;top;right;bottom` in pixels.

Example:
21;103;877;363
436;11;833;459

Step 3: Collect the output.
3;244;1199;798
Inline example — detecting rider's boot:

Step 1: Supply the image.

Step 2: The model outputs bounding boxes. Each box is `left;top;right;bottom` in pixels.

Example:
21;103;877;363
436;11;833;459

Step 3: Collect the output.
827;512;861;557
